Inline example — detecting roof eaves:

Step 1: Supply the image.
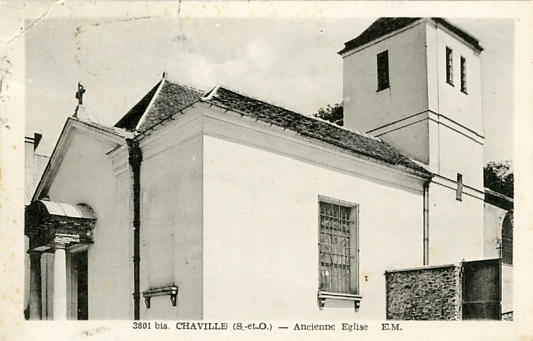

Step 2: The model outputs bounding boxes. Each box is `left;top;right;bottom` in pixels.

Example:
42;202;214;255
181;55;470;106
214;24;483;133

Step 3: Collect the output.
77;118;134;139
32;117;128;202
299;129;432;177
431;18;484;53
339;17;422;55
339;17;483;56
485;187;513;202
203;97;432;178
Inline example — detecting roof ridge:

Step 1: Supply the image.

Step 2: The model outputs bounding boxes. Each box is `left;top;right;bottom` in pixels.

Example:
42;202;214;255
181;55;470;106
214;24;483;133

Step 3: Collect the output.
216;84;311;119
216;85;383;142
164;78;206;95
134;76;167;132
200;84;221;101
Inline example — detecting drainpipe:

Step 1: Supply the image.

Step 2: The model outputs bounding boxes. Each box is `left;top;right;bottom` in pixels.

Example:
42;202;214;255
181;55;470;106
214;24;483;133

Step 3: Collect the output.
423;180;430;266
127;139;142;320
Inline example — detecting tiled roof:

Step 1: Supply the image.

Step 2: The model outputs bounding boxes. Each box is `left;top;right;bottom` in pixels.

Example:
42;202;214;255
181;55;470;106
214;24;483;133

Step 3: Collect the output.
114;80;204;132
204;86;431;175
115;81;161;131
113;79;430;176
339;17;483;55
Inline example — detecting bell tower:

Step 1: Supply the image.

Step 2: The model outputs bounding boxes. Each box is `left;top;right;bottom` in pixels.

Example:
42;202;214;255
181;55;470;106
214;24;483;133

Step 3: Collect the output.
340;18;485;264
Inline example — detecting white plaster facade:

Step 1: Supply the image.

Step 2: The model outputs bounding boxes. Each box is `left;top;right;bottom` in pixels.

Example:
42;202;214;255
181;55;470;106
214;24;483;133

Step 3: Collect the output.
29;104;429;320
340;18;486;266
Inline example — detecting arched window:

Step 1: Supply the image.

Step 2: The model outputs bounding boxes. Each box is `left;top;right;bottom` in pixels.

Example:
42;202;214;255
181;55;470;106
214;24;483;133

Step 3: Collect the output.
501;210;513;265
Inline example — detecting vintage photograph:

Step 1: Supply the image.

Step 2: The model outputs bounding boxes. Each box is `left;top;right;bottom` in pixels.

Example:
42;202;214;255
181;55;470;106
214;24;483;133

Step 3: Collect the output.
2;0;533;339
21;13;516;323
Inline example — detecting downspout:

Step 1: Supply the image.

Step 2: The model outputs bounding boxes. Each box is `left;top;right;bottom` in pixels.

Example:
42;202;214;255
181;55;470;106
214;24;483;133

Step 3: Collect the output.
127;138;142;320
423;180;430;265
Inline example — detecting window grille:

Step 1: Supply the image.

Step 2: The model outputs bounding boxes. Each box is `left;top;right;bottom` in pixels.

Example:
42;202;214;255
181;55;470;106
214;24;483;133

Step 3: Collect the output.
446;47;454;85
461;56;467;93
377;50;390;91
501;211;513;265
319;199;358;294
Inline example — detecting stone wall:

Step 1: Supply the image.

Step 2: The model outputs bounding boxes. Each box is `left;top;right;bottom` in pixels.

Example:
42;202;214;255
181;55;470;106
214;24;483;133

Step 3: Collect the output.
386;265;462;320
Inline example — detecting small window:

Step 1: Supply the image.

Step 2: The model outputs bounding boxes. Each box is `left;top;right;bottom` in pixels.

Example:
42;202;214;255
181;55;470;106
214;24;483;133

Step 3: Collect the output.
460;57;467;93
456;173;463;201
319;198;359;295
377;50;390;91
501;211;513;265
446;47;454;86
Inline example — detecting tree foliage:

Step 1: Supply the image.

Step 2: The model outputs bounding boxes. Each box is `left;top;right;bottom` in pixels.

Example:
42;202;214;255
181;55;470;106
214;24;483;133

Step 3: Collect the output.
484;160;513;198
314;102;344;126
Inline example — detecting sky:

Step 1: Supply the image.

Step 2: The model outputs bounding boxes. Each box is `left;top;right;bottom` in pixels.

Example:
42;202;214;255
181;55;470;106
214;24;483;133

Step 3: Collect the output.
25;16;514;164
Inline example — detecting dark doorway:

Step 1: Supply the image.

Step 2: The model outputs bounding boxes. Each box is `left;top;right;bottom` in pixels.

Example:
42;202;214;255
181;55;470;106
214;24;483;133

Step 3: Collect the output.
462;258;501;320
73;251;88;320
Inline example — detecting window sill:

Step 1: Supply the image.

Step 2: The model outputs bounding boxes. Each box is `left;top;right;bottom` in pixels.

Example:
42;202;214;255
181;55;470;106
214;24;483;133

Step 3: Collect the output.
376;86;390;92
317;291;362;312
447;81;454;87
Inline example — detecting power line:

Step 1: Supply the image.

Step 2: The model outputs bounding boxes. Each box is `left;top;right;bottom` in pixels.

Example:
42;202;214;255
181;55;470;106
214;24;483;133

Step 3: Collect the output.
33;30;101;123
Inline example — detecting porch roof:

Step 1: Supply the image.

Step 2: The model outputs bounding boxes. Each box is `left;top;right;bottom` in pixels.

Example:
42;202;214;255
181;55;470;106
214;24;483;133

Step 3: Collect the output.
25;200;96;232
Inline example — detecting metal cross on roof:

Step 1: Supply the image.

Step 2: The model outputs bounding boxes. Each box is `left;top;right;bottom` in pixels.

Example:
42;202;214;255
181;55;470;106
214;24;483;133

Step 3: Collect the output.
75;82;86;105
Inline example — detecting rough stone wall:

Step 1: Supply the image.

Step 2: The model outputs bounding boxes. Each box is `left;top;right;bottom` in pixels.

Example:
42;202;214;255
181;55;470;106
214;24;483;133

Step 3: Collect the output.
386;265;462;320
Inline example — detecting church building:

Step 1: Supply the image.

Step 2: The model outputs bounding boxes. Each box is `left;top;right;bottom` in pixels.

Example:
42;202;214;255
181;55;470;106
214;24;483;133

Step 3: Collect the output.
24;18;513;320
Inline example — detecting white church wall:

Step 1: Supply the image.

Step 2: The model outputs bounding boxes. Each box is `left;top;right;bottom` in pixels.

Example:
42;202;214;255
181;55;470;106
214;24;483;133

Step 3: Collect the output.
203;134;425;320
437;125;484;190
375;120;429;164
429;26;483;134
139;128;204;320
111;147;135;319
425;23;485;192
342;21;429;136
46;131;126;319
428;182;485;265
502;265;513;314
483;202;507;259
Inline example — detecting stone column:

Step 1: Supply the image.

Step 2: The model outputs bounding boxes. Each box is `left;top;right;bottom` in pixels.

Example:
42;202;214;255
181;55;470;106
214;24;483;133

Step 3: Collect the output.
53;242;68;320
29;252;42;320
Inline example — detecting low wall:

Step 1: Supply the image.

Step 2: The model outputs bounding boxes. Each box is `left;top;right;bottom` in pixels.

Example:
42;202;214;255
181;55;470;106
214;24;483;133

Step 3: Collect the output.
386;264;462;320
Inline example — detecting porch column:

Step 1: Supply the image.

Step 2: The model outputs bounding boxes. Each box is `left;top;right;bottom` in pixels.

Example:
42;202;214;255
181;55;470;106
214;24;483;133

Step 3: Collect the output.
53;242;67;320
29;252;42;320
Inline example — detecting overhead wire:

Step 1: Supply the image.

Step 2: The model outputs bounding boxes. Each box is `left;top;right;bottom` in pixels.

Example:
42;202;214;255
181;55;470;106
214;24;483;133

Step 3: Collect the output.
33;28;101;123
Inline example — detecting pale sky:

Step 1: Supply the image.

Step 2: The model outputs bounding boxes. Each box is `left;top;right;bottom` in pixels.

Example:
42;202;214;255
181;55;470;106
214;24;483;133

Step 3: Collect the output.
26;17;513;164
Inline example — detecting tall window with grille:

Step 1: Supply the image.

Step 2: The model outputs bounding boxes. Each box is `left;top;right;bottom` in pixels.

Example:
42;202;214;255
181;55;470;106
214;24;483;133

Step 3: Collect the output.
319;198;358;295
501;211;513;265
446;47;454;85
